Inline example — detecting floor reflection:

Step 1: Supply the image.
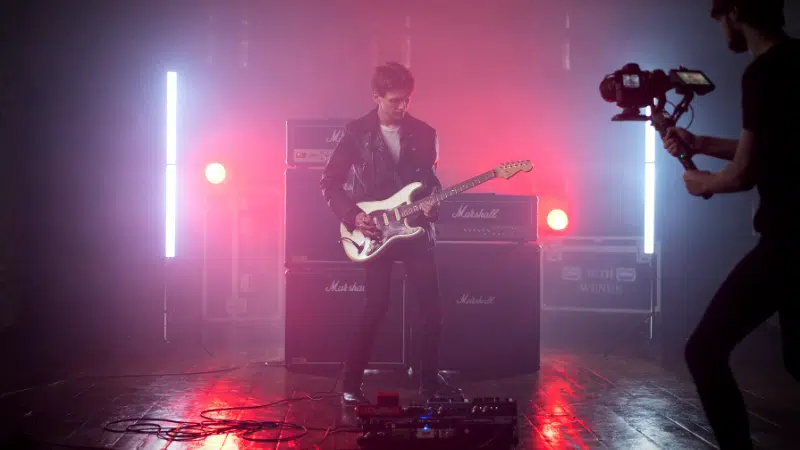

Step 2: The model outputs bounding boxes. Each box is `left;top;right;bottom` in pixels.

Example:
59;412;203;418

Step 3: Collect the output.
3;351;796;449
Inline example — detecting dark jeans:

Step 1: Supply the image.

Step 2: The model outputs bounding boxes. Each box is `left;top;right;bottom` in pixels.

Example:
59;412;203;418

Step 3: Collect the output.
342;240;442;390
684;238;800;449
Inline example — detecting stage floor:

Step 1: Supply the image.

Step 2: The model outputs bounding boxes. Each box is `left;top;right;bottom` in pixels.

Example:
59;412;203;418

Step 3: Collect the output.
1;340;797;450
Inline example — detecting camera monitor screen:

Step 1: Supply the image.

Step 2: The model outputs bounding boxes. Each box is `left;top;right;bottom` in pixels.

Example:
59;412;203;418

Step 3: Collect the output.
622;74;641;88
677;71;710;85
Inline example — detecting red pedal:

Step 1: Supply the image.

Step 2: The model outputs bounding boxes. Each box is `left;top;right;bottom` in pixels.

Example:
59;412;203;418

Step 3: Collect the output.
376;392;400;406
356;404;403;417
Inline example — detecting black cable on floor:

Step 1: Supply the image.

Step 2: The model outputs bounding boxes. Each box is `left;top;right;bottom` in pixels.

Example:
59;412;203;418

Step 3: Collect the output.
11;363;355;448
103;392;360;447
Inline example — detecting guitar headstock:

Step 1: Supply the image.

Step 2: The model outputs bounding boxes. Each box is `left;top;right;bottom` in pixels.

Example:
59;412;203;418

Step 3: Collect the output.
494;160;533;179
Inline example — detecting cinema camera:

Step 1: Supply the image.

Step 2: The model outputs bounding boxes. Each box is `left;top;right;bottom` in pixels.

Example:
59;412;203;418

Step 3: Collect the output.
599;63;716;199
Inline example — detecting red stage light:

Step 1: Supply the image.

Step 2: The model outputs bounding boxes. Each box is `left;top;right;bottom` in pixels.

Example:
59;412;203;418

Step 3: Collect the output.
546;209;568;231
205;162;227;184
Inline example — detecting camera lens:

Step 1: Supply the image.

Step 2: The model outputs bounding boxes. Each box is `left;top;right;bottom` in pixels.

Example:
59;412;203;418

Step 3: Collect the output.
599;75;617;103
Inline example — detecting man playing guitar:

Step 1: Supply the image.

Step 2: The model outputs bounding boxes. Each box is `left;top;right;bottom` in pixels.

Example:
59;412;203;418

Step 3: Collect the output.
320;62;462;405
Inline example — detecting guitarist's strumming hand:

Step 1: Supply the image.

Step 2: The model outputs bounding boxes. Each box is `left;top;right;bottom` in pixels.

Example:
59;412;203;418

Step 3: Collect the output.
355;212;381;240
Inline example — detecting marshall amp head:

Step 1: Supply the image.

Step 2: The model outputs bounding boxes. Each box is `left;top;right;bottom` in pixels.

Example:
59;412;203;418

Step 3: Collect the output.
435;193;538;243
286;119;349;166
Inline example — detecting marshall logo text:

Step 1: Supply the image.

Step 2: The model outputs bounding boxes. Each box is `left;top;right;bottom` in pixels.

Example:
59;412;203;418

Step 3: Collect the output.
325;280;365;293
457;293;496;305
325;128;345;145
451;204;500;219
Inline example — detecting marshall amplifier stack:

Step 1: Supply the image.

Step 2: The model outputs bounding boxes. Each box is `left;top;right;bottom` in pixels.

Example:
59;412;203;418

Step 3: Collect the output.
284;119;408;370
430;193;541;376
283;118;542;375
284;119;354;265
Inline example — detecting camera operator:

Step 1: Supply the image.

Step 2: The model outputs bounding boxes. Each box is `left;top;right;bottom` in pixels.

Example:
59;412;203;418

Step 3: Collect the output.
662;1;798;448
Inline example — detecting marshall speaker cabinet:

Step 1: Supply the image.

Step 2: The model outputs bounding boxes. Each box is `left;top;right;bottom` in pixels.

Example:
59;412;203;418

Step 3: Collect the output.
284;264;407;368
435;193;538;243
432;241;541;376
284;167;354;266
286;119;348;167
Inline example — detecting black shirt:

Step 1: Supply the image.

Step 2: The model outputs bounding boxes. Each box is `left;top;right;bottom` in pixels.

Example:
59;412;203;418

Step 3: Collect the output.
743;37;800;237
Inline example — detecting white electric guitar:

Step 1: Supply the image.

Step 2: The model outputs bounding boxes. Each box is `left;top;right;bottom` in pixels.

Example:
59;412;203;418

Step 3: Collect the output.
339;160;533;263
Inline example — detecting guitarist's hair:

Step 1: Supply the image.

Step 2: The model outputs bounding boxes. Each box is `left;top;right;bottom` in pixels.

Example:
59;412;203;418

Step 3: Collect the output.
371;62;415;97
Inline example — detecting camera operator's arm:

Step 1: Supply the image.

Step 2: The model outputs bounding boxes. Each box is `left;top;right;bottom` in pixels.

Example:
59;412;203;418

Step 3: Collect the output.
664;128;738;161
698;70;760;194
701;130;756;194
695;136;739;161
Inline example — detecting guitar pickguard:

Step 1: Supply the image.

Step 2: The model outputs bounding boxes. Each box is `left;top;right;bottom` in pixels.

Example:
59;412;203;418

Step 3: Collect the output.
358;215;421;259
378;215;419;240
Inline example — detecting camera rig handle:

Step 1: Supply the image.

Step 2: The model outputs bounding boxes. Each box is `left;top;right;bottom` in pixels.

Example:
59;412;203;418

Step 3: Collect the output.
650;92;712;200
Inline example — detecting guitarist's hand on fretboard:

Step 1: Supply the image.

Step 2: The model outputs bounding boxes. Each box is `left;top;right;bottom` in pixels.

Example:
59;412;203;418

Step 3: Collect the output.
420;189;441;220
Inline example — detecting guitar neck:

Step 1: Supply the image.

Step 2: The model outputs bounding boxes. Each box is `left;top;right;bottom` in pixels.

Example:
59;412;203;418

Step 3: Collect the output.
399;170;496;218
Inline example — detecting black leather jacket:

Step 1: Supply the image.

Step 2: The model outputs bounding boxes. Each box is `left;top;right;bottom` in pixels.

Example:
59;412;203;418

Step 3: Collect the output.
320;108;442;246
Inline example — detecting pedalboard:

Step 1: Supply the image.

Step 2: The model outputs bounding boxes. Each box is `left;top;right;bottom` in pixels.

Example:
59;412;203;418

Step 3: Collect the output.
356;393;519;449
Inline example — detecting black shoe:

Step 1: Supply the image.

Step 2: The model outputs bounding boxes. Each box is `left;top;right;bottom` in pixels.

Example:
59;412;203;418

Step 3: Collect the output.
419;376;464;400
342;387;370;406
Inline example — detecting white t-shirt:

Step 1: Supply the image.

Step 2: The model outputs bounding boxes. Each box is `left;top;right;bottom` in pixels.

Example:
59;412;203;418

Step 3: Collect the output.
380;124;439;167
380;124;402;163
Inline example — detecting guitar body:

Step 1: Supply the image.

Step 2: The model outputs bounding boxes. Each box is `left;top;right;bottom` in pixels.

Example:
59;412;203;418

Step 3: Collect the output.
337;160;533;263
339;182;425;263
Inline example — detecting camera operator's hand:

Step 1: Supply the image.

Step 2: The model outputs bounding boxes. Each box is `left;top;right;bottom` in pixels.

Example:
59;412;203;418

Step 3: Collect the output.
663;127;701;157
683;170;713;198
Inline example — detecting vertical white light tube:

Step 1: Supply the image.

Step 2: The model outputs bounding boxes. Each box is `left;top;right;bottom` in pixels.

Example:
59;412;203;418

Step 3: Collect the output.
644;107;656;255
403;15;412;68
165;71;178;258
